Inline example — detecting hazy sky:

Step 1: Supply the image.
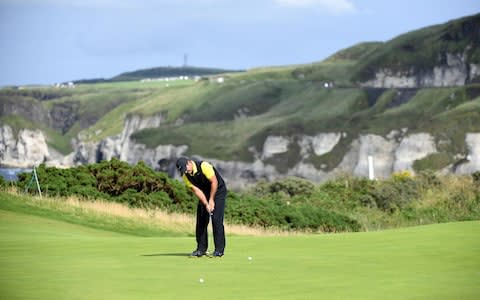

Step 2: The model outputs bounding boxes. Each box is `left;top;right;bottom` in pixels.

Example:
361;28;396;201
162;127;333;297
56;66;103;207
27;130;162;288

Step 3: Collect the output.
0;0;478;86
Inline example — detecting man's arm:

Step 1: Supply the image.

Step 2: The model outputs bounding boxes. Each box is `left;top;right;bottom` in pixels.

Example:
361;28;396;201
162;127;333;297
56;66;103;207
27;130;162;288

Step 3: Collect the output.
183;174;209;209
208;175;218;213
200;162;218;213
191;185;209;208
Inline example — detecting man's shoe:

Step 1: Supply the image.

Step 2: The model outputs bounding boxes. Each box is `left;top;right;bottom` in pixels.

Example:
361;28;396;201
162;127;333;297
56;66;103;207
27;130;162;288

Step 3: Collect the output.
190;250;207;257
211;251;224;258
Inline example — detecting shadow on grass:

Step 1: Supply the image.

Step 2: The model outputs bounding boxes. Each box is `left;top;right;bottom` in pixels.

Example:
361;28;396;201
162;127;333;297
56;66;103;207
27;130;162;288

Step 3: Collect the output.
141;253;190;257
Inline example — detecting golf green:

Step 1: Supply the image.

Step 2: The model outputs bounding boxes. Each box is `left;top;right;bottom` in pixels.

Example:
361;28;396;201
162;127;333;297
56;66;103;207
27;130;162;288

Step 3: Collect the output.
0;209;478;300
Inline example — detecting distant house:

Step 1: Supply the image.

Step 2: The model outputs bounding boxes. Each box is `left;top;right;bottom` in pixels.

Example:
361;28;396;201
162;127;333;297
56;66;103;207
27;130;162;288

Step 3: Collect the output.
323;82;334;88
208;76;225;84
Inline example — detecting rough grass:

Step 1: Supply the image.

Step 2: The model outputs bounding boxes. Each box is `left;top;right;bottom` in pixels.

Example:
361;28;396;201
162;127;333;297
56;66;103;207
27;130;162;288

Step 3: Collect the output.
0;189;292;237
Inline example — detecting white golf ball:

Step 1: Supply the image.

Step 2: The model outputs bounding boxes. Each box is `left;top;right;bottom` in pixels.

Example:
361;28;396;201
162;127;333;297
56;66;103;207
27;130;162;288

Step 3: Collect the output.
199;278;204;283
248;256;252;261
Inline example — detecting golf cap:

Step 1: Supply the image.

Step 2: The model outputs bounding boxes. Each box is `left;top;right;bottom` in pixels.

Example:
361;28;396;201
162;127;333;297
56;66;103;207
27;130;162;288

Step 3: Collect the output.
176;157;188;174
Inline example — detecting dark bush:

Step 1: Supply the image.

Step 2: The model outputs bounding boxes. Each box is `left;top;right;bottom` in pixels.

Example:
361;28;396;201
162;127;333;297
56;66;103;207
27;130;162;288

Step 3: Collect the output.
369;177;420;212
320;176;376;209
0;175;6;188
225;193;360;232
472;171;480;183
251;177;315;198
416;170;442;187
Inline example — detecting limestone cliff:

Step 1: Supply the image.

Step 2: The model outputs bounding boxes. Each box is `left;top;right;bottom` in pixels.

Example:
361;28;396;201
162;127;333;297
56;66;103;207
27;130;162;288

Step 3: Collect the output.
0;126;50;167
1;119;479;189
360;53;480;88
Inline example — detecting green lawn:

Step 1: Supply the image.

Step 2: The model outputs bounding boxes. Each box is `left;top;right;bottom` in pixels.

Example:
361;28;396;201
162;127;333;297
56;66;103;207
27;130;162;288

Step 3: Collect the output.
0;208;478;300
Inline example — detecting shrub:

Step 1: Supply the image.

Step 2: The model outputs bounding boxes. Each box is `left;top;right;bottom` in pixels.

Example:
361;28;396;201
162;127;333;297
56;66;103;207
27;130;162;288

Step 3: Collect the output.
472;171;480;183
13;160;479;232
16;160;195;211
370;176;420;212
250;177;315;198
319;175;376;209
416;170;442;187
225;192;360;232
0;175;5;187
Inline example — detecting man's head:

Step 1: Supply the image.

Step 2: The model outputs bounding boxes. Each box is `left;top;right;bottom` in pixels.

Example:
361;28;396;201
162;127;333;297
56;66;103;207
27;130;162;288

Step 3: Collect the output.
176;157;189;174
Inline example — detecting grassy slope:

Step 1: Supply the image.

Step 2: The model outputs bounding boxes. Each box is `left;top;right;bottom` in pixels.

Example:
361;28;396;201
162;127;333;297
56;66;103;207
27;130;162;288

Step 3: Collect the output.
1;202;478;300
351;13;480;81
2;76;479;170
1;14;479;169
111;66;244;81
0;191;191;237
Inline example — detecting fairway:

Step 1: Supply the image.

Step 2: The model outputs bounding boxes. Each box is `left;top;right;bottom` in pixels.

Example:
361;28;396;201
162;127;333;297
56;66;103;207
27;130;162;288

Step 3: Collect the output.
0;209;479;300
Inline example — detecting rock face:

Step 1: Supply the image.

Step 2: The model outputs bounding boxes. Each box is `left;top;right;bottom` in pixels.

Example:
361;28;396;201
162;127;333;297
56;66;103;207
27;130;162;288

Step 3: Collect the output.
2;116;480;189
454;133;480;174
360;53;480;88
299;133;342;158
261;136;289;159
0;126;50;167
393;133;437;172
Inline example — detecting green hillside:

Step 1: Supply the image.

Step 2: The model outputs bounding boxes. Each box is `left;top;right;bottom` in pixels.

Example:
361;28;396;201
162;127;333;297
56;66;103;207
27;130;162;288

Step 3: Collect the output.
351;13;480;82
111;66;244;82
0;14;479;172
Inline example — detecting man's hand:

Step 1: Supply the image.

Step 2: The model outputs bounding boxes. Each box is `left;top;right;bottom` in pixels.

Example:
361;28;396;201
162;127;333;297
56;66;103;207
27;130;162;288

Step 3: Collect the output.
207;200;215;214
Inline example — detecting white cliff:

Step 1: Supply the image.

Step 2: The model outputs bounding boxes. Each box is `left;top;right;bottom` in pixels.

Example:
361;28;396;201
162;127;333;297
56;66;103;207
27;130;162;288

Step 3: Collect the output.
69;129;480;189
96;114;166;162
299;133;342;158
261;136;289;159
393;133;437;172
454;133;480;174
2;120;480;190
360;52;480;88
352;134;397;178
0;125;50;167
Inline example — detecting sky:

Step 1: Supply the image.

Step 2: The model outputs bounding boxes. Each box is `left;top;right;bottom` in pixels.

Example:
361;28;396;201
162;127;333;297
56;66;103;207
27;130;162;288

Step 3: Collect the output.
0;0;478;86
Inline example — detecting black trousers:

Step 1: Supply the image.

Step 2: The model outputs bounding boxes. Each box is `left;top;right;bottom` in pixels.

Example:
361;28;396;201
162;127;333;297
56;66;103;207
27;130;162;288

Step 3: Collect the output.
196;189;226;253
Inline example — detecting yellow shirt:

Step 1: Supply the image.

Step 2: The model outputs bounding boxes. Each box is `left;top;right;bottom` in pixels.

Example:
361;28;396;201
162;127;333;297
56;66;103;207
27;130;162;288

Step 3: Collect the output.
182;161;215;189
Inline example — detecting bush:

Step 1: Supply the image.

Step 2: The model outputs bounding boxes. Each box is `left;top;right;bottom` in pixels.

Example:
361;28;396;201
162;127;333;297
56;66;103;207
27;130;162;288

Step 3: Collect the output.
250;177;315;198
472;171;480;183
16;160;195;212
13;160;479;232
0;175;6;188
225;192;361;232
369;176;420;212
319;175;376;209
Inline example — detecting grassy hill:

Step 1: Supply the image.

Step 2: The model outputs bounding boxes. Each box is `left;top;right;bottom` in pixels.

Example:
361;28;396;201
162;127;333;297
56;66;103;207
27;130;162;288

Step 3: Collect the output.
111;66;244;82
72;66;244;84
1;14;479;172
0;192;478;300
351;13;480;82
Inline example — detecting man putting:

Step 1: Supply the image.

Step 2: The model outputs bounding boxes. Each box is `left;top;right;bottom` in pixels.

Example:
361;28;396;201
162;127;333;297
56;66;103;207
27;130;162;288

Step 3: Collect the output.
176;157;227;257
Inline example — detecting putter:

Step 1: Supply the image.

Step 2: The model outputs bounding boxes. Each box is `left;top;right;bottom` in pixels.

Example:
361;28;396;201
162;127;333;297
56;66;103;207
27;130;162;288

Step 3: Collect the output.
208;211;213;256
209;211;213;231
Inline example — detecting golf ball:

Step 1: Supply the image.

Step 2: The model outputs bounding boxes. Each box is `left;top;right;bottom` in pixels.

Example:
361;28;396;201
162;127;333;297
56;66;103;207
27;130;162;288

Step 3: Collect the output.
199;278;204;283
248;256;252;261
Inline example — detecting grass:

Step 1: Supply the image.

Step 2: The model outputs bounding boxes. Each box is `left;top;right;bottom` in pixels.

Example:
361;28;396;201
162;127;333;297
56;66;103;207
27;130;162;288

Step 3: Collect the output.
131;83;368;162
0;195;478;300
0;190;291;237
351;13;480;81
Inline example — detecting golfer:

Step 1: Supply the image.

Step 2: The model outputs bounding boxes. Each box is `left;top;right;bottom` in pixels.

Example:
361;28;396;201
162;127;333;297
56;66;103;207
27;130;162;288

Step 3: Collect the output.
176;157;227;257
